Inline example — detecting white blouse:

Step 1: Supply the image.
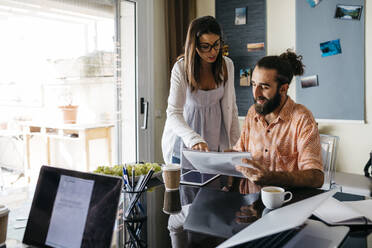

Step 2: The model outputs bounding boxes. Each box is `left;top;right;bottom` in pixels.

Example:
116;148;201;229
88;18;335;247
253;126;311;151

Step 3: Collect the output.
161;56;240;164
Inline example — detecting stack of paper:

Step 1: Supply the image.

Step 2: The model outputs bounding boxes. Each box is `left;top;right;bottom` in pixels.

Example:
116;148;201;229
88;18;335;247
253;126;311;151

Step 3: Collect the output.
313;198;372;225
182;150;252;177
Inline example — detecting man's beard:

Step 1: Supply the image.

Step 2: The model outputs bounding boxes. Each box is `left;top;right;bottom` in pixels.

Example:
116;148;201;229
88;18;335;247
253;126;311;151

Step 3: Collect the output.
254;89;282;115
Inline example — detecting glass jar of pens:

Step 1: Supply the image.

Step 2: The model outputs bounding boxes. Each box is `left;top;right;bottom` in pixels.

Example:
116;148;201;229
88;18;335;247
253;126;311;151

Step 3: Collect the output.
121;164;155;248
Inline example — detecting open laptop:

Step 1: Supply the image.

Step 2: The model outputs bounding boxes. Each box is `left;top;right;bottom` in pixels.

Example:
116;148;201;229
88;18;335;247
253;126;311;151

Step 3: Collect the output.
22;165;122;248
217;189;349;248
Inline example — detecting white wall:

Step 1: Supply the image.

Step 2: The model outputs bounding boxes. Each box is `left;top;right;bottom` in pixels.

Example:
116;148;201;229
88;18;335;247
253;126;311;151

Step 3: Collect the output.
195;0;372;175
266;0;296;98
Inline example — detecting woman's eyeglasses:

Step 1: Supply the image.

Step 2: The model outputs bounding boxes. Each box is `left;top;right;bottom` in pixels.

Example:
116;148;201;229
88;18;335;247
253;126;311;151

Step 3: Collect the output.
197;39;223;53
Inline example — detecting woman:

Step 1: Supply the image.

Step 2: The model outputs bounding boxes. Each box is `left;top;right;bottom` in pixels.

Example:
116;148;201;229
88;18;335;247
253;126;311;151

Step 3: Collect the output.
162;15;240;167
162;16;240;247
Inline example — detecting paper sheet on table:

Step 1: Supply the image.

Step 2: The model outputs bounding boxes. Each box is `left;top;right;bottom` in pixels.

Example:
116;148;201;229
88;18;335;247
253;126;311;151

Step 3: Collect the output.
313;198;372;225
182;150;252;177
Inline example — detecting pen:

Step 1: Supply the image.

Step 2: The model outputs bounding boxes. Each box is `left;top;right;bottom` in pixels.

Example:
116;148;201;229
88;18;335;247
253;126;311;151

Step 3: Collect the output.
135;175;145;191
125;168;154;218
139;168;154;191
123;166;144;216
122;166;127;190
123;165;132;191
132;167;135;189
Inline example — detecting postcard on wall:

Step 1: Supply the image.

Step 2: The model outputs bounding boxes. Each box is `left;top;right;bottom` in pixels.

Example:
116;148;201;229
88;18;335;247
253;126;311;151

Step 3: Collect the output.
240;68;251;87
235;7;247;25
301;75;319;88
247;42;264;52
222;44;229;56
306;0;321;8
320;39;342;57
306;0;322;8
334;5;363;20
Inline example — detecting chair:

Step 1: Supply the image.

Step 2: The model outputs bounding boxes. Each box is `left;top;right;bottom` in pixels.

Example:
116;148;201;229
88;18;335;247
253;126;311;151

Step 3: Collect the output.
320;134;339;190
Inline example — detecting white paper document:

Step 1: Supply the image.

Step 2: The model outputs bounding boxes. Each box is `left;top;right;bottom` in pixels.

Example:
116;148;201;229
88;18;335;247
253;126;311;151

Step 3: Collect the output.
46;175;95;248
217;190;336;248
313;198;372;225
182;150;253;177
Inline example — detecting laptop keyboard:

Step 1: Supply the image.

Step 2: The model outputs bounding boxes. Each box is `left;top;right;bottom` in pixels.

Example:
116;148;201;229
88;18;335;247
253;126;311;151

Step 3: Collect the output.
234;228;301;248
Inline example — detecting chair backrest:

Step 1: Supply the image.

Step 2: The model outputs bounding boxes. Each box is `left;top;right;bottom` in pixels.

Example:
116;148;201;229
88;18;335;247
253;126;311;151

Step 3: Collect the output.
320;134;339;189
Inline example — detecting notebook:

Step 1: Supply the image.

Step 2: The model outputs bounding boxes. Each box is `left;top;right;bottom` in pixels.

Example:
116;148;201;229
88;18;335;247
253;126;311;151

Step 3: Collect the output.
217;189;338;248
22;165;122;248
313;197;372;225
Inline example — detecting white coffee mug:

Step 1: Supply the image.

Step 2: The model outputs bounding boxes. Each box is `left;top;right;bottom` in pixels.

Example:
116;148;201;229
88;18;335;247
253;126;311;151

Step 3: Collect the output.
261;186;292;209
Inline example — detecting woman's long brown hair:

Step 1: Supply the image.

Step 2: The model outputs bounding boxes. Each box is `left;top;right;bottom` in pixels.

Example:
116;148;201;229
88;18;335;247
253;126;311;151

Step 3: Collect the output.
181;16;227;92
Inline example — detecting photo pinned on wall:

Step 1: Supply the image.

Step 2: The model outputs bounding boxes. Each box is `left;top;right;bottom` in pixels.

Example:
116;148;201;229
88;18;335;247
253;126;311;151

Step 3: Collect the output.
247;42;265;52
334;5;363;20
306;0;322;8
222;44;229;56
240;68;251;87
320;39;342;57
300;75;319;89
235;7;247;25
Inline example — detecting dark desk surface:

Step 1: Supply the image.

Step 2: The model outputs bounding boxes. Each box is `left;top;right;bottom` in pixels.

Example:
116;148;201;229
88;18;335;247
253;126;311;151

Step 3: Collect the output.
174;176;372;248
4;178;371;248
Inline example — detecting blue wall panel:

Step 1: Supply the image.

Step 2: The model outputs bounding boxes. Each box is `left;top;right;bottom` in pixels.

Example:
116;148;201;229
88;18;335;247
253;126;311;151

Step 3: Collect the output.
296;0;365;121
216;0;266;116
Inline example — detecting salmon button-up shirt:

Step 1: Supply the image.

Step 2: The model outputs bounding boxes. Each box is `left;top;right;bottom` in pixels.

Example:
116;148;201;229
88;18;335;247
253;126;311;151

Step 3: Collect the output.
233;96;323;194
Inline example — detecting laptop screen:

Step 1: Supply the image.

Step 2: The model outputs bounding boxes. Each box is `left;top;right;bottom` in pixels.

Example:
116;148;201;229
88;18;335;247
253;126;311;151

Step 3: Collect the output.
23;165;122;248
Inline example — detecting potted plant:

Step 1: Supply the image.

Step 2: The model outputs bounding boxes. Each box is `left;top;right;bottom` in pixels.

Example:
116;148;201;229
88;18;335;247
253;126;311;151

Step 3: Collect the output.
58;87;78;124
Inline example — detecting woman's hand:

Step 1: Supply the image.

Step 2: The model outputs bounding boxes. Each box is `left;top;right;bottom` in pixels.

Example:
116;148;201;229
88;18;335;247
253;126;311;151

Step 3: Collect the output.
221;176;234;192
191;142;209;152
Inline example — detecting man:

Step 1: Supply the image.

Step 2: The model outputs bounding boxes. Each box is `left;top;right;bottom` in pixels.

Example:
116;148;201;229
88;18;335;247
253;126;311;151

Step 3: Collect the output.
233;50;324;194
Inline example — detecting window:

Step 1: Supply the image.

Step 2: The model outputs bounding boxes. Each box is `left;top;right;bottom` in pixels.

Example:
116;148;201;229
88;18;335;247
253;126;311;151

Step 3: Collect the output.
0;0;115;174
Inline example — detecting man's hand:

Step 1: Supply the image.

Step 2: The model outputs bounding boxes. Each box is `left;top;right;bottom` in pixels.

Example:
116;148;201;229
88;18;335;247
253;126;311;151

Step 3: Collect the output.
236;159;324;188
235;205;259;224
191;142;209;152
223;148;237;152
235;159;271;185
